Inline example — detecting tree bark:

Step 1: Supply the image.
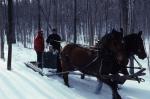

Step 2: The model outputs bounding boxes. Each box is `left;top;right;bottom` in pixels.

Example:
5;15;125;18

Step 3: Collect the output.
7;0;13;70
0;1;4;59
120;0;129;34
73;0;77;44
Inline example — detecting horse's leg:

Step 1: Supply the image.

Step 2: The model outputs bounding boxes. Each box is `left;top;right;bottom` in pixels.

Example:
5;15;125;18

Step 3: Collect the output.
121;68;129;75
103;79;122;99
81;73;85;79
63;72;70;87
61;61;70;87
118;65;129;85
112;83;121;99
95;78;103;94
98;58;120;97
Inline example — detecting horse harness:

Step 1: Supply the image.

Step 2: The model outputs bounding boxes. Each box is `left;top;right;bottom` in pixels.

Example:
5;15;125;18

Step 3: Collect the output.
61;46;117;77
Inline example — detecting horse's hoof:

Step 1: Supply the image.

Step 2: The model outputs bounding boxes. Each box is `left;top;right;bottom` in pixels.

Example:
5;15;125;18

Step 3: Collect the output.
113;97;122;99
64;83;70;87
113;93;122;99
94;90;100;94
66;85;70;87
66;84;74;88
81;74;85;79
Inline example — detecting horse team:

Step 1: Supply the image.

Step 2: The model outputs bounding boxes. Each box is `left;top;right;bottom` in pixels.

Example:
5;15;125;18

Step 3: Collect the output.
60;29;147;99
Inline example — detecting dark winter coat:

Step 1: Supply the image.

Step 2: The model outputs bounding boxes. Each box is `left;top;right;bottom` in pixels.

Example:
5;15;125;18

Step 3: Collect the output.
34;32;44;52
46;33;61;51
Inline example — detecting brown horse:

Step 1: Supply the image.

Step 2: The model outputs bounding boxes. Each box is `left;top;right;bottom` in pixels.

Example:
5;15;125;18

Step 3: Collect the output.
123;31;147;60
61;29;125;99
120;31;147;75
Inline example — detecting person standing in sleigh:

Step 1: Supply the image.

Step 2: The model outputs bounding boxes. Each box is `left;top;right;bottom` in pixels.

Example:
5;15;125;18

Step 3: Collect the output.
46;28;62;73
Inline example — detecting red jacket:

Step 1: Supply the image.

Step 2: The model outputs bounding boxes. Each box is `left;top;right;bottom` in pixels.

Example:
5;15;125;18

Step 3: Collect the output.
34;32;44;52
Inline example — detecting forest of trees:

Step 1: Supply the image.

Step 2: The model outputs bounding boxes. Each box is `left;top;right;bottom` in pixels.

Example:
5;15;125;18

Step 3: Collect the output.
0;0;150;62
0;0;150;45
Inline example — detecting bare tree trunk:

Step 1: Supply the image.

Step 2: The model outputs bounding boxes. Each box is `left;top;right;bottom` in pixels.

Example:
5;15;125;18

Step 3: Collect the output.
129;0;135;74
38;0;41;30
148;25;150;74
89;0;95;46
0;1;5;59
144;0;150;74
0;30;4;59
15;0;20;43
120;0;129;35
145;20;150;73
120;0;134;74
7;0;13;70
53;0;57;29
105;0;108;33
73;0;77;43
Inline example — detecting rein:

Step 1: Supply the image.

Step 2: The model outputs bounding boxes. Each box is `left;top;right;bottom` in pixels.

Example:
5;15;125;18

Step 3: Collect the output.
78;55;99;71
125;56;143;69
133;56;143;69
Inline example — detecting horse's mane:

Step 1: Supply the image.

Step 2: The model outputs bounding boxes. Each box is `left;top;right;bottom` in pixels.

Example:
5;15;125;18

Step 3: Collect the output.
96;29;123;49
123;33;137;41
95;35;111;49
123;33;143;46
101;33;113;43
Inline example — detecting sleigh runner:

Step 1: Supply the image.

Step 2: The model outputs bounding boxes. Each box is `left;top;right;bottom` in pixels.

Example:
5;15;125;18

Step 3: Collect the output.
25;50;58;75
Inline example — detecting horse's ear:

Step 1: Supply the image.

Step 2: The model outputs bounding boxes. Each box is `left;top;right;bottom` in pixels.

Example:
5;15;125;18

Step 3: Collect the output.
138;31;142;36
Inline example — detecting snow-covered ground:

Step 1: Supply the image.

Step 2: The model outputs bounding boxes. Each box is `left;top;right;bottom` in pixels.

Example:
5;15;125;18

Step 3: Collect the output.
0;43;150;99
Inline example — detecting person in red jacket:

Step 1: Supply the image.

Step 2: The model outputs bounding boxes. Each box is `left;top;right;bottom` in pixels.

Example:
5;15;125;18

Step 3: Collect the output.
34;30;45;68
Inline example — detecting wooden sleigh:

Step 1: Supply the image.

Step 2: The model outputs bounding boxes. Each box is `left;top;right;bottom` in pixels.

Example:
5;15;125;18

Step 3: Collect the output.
25;50;58;76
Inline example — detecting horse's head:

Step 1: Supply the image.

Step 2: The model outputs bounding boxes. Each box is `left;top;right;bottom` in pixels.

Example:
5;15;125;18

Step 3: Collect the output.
110;29;128;65
123;31;147;59
109;29;124;52
96;29;123;51
96;29;126;65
